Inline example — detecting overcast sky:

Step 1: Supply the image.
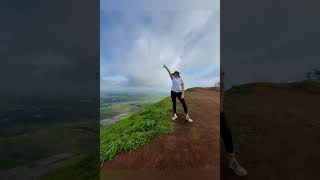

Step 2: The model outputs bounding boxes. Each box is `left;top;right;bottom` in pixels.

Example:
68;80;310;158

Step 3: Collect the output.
2;0;319;98
221;0;320;89
0;0;99;99
100;0;220;92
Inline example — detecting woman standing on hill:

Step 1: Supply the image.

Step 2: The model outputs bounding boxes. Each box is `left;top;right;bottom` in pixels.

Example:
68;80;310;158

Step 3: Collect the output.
221;71;248;176
163;64;193;123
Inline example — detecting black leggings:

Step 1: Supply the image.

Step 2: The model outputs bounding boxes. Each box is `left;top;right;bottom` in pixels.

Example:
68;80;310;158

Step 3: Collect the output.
171;91;188;114
220;112;234;153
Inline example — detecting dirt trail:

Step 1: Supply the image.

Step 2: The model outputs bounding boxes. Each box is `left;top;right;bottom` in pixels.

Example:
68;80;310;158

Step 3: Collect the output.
101;88;220;180
221;85;320;180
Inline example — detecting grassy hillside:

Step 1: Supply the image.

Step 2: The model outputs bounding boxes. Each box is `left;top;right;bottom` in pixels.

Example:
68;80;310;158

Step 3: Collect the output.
100;97;174;163
41;154;99;180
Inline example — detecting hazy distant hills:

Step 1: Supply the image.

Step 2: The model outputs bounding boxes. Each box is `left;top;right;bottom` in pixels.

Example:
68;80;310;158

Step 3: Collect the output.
100;91;167;120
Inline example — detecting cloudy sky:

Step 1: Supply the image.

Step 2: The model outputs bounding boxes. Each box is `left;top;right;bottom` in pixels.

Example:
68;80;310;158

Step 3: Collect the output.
0;0;99;99
100;0;220;92
221;0;320;89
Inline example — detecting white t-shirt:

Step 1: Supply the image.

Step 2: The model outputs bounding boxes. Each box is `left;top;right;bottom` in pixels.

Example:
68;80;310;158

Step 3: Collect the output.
171;76;184;92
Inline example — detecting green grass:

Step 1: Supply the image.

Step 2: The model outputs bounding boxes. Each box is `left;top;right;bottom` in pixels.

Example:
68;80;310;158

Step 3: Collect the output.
41;153;99;180
100;97;173;163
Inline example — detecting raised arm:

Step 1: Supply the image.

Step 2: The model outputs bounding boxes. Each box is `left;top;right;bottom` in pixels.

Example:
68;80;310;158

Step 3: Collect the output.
163;64;173;79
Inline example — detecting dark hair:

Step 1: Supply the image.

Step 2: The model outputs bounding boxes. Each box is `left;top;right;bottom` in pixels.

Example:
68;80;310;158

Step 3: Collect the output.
172;71;180;78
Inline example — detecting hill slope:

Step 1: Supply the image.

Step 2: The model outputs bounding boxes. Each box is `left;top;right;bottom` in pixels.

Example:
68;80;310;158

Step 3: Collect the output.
101;88;220;180
100;96;174;162
221;81;320;180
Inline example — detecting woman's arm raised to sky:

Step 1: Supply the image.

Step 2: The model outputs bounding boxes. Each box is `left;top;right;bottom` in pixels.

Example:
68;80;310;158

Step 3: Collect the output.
163;64;173;80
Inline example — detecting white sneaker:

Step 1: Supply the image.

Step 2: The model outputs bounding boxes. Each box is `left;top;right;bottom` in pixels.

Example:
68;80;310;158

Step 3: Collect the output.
171;114;178;121
186;115;193;123
228;157;248;176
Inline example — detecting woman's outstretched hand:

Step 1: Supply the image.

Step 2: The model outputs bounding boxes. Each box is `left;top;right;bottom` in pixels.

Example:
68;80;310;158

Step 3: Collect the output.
164;64;172;79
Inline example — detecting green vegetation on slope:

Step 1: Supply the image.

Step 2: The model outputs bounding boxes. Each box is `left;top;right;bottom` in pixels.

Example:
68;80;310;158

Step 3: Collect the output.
100;97;174;163
41;153;99;180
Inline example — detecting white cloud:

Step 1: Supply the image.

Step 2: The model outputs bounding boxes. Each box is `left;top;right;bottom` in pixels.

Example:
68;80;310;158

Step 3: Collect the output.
101;9;220;92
